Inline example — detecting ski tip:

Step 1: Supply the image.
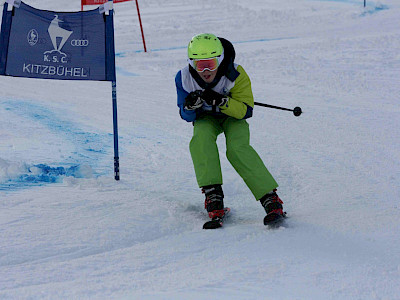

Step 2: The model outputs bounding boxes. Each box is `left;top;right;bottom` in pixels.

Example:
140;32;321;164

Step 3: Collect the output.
263;212;287;227
202;207;230;229
203;220;222;229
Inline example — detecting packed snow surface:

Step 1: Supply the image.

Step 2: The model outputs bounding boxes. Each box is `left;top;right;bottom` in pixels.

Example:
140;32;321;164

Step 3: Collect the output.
0;0;399;299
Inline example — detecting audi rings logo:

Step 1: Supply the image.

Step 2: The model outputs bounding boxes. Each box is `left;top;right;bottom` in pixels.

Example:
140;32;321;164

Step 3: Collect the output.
71;39;89;47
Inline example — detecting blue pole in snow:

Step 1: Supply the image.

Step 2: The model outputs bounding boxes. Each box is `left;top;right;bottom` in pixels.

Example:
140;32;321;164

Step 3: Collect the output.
106;0;120;180
110;0;120;181
112;80;120;180
364;0;366;7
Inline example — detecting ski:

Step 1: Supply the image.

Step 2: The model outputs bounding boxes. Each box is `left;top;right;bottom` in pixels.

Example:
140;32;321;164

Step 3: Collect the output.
264;212;287;228
203;207;230;229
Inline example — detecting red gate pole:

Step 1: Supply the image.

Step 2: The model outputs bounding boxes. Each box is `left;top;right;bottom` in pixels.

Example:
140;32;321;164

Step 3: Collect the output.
135;0;147;52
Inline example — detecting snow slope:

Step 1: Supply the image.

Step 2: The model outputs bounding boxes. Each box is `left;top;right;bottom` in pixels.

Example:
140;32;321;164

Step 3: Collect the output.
1;0;399;299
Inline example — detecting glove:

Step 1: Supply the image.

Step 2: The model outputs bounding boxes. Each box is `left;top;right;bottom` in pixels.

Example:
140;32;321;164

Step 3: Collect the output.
184;90;204;110
202;89;228;107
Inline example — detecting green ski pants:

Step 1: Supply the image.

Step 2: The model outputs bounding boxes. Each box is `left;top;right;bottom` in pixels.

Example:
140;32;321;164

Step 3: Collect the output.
189;115;278;200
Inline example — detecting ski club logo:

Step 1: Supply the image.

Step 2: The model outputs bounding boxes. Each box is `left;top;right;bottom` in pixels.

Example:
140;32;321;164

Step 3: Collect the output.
22;14;91;78
44;15;73;64
41;15;90;63
27;29;38;46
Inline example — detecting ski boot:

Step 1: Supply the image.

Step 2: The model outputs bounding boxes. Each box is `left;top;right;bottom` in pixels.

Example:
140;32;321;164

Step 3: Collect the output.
202;184;225;219
202;184;229;229
260;189;286;226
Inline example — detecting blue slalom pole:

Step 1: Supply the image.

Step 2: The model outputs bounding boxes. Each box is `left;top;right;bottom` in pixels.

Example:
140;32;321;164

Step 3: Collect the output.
110;0;120;181
112;80;120;180
105;0;120;180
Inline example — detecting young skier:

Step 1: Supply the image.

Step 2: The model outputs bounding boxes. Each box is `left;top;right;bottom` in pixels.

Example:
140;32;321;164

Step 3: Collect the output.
175;33;285;228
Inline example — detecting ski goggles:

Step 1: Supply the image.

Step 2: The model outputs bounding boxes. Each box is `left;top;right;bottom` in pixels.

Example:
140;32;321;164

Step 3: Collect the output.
189;53;224;72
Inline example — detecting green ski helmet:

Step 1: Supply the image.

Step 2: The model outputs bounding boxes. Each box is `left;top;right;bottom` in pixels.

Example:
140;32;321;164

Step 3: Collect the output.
188;33;223;59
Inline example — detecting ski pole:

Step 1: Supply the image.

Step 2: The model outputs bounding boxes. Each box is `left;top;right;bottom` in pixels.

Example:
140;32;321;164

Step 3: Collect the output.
254;102;303;117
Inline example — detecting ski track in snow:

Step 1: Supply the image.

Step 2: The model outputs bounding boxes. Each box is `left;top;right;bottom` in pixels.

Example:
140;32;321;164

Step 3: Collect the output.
0;0;400;299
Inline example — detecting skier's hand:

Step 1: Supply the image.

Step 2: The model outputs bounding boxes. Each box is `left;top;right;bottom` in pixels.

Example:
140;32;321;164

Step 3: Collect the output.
202;89;228;107
184;90;204;110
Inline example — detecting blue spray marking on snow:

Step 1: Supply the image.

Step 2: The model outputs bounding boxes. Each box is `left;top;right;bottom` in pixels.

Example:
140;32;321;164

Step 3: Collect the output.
115;37;296;56
360;4;389;15
0;165;89;191
3;101;111;164
116;45;186;56
113;36;296;80
0;100;113;190
233;37;297;44
308;0;389;13
309;0;361;4
116;66;139;77
114;37;295;76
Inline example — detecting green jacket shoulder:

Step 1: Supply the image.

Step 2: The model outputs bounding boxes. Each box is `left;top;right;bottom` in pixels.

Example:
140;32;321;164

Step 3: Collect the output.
219;65;254;119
